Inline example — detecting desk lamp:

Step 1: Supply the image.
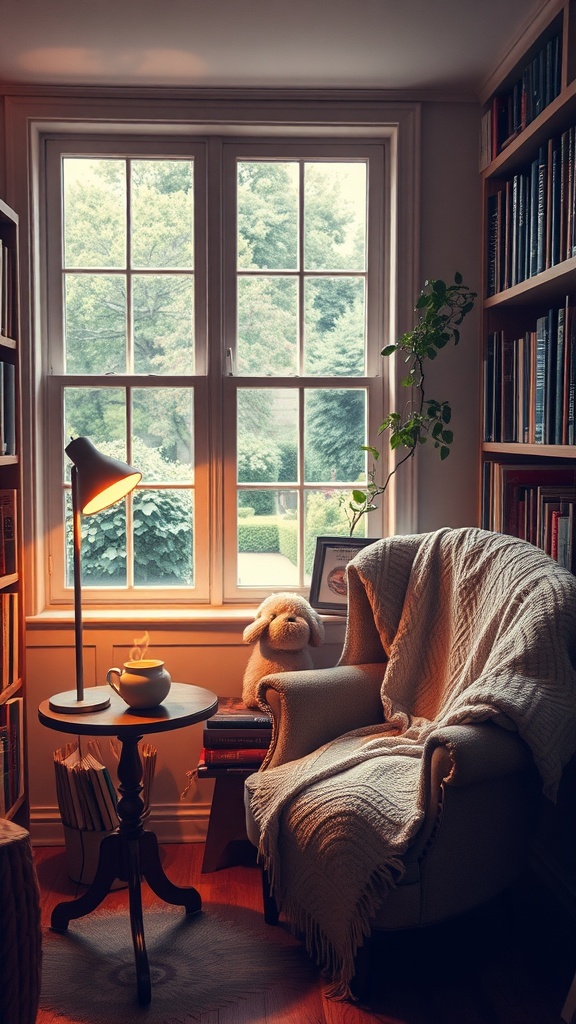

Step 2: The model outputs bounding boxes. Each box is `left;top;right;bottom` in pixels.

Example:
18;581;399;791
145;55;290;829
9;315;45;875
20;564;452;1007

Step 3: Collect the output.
49;437;142;714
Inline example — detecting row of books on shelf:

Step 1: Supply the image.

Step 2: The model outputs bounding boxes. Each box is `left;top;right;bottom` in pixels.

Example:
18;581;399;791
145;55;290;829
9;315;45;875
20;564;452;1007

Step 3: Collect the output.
0;361;16;457
197;696;272;775
486;128;576;295
0;696;23;815
0;242;15;342
0;592;19;692
483;298;576;444
482;462;576;571
480;30;561;168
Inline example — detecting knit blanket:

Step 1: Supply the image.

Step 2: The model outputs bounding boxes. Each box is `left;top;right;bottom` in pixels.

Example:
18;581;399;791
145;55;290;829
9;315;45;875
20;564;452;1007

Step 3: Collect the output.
245;528;576;996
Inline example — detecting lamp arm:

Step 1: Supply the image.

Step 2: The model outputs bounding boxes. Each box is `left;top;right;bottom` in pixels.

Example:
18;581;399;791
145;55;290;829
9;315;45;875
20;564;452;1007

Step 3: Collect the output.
71;466;85;702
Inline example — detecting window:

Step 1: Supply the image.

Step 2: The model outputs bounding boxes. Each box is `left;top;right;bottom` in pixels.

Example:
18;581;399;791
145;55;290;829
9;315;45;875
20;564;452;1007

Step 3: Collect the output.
42;135;390;607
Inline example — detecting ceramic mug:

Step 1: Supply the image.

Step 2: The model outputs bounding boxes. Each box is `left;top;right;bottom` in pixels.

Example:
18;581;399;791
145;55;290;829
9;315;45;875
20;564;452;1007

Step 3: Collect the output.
106;659;171;709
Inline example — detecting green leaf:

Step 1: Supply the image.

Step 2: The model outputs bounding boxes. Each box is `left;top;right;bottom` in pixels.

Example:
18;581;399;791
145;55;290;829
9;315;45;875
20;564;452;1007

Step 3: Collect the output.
361;445;380;460
441;404;452;424
454;271;462;284
442;429;453;444
381;344;398;357
440;446;450;460
352;490;367;504
401;374;414;387
432;421;443;439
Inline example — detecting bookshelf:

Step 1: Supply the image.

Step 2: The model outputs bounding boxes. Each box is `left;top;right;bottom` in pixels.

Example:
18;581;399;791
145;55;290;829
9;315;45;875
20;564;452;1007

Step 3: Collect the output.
0;198;26;825
480;0;576;572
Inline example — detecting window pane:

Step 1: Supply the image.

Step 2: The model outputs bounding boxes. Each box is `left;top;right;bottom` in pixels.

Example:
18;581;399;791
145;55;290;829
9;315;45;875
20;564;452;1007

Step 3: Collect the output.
134;489;193;586
64;274;127;373
238;389;298;487
131;160;194;270
238;491;299;586
304;162;366;271
64;388;127;482
132;388;194;481
66;492;128;588
304;277;365;376
237;162;298;271
304;490;352;577
63;158;126;269
133;275;194;374
304;388;366;482
237;277;298;375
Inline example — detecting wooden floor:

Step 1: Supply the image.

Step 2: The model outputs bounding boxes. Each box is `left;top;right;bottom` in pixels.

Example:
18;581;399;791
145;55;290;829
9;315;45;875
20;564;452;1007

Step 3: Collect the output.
33;842;575;1024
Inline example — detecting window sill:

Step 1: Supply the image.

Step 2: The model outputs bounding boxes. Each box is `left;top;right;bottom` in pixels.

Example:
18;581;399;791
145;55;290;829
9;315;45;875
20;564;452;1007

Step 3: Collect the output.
26;606;347;633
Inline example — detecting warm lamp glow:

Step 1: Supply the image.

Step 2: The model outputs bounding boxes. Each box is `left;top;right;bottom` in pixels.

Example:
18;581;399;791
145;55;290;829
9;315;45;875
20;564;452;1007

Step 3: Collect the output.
49;437;142;714
82;474;142;514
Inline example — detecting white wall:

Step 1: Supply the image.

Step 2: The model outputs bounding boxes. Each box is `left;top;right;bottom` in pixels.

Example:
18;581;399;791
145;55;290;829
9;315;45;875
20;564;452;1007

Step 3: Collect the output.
417;102;482;530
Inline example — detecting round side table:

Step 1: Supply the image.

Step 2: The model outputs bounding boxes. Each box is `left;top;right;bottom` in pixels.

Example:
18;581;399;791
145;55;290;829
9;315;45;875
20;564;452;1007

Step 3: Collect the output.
38;682;218;1006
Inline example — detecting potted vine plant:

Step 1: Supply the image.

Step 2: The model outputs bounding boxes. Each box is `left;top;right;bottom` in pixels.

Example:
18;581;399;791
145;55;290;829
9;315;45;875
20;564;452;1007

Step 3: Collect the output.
344;272;477;536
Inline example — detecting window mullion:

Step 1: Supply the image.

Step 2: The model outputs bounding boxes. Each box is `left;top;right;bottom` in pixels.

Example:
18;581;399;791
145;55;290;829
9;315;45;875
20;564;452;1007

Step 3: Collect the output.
126;159;134;374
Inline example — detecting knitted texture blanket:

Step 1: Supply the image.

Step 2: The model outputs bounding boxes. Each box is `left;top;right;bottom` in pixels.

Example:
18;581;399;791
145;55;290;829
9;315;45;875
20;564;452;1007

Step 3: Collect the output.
245;528;576;996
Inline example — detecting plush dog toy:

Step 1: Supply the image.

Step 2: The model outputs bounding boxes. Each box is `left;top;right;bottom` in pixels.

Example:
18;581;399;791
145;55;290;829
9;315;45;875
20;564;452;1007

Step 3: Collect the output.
242;592;325;708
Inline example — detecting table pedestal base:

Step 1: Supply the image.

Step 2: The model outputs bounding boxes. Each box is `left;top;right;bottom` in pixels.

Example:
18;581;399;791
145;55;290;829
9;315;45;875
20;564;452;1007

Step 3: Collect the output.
50;733;201;1006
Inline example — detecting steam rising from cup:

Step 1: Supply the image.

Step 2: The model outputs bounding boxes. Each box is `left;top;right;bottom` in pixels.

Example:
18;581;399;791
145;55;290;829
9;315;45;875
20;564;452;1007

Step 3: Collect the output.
130;630;150;662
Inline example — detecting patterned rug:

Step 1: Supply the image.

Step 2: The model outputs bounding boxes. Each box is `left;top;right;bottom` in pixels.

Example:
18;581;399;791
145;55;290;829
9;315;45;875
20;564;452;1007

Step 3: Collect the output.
40;902;315;1023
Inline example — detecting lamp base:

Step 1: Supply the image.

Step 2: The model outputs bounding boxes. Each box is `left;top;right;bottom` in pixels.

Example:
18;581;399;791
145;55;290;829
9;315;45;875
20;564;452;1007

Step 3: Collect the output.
48;687;111;714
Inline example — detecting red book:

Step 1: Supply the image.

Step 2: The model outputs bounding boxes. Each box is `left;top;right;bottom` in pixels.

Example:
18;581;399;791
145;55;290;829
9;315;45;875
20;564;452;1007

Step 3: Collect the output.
200;746;266;766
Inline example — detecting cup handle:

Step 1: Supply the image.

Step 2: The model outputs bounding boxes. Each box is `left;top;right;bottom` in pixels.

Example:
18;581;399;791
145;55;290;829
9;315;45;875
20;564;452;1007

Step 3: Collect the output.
106;668;121;696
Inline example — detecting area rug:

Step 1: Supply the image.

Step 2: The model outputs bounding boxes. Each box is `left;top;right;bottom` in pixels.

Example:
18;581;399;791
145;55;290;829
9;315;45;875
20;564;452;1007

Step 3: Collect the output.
40;902;315;1023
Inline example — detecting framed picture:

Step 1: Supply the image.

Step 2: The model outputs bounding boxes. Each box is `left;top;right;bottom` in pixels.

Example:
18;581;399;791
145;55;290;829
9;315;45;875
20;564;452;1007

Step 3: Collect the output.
309;536;378;614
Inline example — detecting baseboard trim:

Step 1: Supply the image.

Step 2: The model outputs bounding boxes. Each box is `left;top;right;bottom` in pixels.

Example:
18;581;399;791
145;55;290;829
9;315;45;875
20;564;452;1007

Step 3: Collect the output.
29;803;211;846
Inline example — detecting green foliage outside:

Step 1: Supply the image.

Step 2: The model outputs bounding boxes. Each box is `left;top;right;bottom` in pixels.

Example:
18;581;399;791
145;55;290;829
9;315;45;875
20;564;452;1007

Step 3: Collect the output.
64;155;374;584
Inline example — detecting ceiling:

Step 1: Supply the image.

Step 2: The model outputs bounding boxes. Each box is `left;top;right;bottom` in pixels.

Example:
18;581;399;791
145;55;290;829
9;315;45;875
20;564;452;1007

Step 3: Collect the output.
0;0;548;96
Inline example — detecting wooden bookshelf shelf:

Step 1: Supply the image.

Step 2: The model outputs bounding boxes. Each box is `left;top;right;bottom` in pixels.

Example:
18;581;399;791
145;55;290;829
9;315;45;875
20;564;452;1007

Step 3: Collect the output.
483;442;576;458
0;197;26;825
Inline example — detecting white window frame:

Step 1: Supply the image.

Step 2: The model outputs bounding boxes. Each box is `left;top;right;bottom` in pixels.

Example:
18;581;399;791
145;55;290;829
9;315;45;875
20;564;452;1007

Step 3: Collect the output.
6;95;419;616
221;139;389;602
43;138;212;606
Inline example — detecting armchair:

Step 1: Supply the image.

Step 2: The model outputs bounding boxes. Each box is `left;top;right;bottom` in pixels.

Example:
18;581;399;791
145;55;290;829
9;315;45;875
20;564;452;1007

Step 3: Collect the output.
244;528;576;998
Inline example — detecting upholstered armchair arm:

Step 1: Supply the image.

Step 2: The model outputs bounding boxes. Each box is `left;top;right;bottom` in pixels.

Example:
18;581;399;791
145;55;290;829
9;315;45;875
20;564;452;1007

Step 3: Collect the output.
423;722;535;794
257;663;385;770
407;721;537;867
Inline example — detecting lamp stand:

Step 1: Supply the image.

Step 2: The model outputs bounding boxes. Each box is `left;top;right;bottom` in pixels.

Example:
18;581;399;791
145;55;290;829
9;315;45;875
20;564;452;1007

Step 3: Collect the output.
49;466;110;714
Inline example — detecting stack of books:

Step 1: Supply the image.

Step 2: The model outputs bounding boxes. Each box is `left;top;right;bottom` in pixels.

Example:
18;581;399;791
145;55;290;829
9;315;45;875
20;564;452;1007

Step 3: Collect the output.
53;743;118;832
197;696;272;776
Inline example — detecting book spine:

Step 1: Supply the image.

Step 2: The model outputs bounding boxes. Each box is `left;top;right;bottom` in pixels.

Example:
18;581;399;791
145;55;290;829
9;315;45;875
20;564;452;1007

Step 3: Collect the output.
203;731;272;748
0;489;17;576
534;316;547;443
201;746;267;765
206;716;271;729
2;362;15;457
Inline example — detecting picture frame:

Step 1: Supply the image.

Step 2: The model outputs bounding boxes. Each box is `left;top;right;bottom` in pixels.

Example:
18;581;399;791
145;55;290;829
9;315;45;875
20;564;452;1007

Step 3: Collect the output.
309;535;379;614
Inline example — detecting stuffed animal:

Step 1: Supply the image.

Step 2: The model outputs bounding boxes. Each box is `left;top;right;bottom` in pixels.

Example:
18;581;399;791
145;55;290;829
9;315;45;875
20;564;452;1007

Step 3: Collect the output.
242;592;325;708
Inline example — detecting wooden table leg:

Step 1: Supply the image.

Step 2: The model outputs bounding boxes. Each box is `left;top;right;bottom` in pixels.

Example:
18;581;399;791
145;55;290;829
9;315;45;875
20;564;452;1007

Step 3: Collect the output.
51;731;203;1005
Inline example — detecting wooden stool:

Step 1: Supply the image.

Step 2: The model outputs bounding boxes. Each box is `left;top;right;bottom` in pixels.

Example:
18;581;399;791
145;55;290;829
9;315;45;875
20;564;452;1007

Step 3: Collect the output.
0;820;42;1024
202;773;257;872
